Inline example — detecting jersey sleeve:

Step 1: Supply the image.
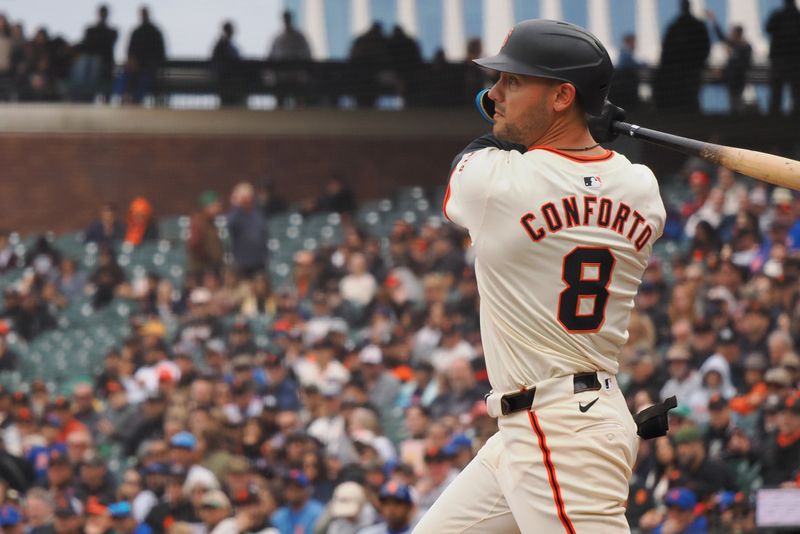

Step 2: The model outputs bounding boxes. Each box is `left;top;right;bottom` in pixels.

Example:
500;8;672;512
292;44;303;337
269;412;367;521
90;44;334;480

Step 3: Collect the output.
443;135;525;235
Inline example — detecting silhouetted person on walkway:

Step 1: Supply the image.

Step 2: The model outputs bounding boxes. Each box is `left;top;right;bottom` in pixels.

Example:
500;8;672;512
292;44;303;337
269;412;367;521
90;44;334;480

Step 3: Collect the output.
653;0;710;112
268;11;311;107
706;10;752;114
387;24;421;102
269;11;311;61
211;20;243;106
72;4;118;100
120;7;166;102
348;22;390;107
610;34;644;111
765;0;800;115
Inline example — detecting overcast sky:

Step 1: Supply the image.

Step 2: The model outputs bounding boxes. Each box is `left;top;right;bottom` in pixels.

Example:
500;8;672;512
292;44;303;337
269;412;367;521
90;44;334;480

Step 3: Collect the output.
0;0;284;60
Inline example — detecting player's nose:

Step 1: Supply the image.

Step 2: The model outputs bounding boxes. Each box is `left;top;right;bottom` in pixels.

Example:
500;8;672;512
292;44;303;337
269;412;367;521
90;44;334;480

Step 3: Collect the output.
488;79;503;103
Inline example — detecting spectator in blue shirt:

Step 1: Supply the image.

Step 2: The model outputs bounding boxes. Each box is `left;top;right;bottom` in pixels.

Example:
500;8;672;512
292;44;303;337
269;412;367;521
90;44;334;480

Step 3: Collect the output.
271;470;323;534
226;182;268;279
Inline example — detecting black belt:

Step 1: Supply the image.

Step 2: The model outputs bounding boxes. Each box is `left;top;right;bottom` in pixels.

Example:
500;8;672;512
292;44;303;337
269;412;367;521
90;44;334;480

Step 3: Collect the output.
498;372;602;416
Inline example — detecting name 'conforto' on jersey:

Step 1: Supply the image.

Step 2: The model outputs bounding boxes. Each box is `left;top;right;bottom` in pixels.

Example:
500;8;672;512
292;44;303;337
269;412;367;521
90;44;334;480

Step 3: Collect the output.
519;195;654;251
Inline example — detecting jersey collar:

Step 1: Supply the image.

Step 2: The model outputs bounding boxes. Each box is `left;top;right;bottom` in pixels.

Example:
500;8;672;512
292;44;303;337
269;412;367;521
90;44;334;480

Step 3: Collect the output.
527;145;615;162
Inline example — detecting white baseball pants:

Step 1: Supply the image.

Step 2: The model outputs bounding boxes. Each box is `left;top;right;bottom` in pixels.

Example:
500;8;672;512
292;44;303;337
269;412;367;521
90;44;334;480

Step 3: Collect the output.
413;373;638;534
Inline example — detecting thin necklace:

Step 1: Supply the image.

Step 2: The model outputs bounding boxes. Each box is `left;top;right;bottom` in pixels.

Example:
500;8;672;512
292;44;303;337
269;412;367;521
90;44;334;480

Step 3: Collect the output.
554;143;601;152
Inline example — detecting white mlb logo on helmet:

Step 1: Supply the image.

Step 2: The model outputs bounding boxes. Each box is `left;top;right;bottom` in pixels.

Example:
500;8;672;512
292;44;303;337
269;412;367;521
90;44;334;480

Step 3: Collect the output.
583;175;603;188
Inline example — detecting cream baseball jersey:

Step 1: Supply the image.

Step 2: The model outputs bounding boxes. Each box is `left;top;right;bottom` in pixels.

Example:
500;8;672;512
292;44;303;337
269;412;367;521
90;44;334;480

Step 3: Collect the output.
444;144;666;393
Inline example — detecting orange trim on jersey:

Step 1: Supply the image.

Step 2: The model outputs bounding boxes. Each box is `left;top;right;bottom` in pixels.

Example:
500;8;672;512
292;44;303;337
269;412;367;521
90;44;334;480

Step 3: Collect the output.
528;145;614;162
442;166;457;222
528;411;576;534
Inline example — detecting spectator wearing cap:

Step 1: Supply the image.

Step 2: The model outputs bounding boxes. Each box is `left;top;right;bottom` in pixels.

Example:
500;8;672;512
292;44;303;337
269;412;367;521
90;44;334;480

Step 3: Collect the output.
429;359;484;420
169;431;218;488
24;488;55;534
198;489;237;534
764;367;794;398
109;502;137;534
704;394;734;461
121;392;168;457
227;183;269;280
262;354;301;412
1;504;23;534
231;485;278;534
761;393;800;487
781;352;800;386
673;426;736;501
444;433;474;471
660;345;703;405
96;380;136;446
714;327;744;391
359;481;416;534
223;380;264;425
271;470;323;534
681;170;711;219
652;487;707;534
737;304;771;357
188;191;224;276
84;497;112;534
133;461;167;522
223;456;252;498
315;481;377;534
302;291;340;346
53;498;84;534
141;464;197;534
71;383;101;434
227;320;258;358
74;452;117;506
729;353;768;416
50;397;88;445
398;361;438;409
307;382;349;461
415;447;457;513
721;428;760;494
176;289;224;351
136;341;182;396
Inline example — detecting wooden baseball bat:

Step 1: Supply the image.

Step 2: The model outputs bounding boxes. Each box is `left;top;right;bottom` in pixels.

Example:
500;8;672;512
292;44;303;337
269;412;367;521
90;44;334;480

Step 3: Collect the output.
611;121;800;190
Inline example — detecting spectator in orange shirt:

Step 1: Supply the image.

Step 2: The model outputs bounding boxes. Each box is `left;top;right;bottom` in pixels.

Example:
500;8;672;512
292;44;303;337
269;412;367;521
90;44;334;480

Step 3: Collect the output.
729;354;768;415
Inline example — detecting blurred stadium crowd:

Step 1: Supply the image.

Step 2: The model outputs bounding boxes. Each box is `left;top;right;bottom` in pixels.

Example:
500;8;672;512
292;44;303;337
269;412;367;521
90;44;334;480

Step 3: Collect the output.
0;156;796;533
0;1;798;112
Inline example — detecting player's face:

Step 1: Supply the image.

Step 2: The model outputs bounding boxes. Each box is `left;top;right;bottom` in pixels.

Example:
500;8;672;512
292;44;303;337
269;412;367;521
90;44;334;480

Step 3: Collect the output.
488;72;556;146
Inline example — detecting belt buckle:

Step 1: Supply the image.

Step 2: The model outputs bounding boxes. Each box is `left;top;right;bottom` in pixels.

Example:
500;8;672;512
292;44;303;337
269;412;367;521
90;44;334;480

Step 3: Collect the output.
500;397;512;416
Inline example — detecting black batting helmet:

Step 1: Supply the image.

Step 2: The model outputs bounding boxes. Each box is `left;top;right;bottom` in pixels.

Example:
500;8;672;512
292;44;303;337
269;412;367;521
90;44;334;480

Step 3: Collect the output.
474;19;613;116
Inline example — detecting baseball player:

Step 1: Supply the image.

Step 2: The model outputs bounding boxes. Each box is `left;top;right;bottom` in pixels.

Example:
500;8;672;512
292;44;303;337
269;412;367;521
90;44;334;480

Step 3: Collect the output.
413;20;666;533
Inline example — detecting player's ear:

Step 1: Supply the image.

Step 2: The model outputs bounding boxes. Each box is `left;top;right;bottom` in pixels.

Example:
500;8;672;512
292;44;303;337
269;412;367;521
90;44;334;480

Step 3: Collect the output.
552;82;577;113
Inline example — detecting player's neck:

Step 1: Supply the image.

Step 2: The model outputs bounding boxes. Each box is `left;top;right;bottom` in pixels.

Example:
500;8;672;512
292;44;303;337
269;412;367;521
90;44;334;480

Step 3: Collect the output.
529;118;604;156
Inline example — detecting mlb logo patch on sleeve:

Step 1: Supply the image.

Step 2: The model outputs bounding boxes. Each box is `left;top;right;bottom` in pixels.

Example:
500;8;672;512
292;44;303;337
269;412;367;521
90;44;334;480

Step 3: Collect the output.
583;176;602;188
